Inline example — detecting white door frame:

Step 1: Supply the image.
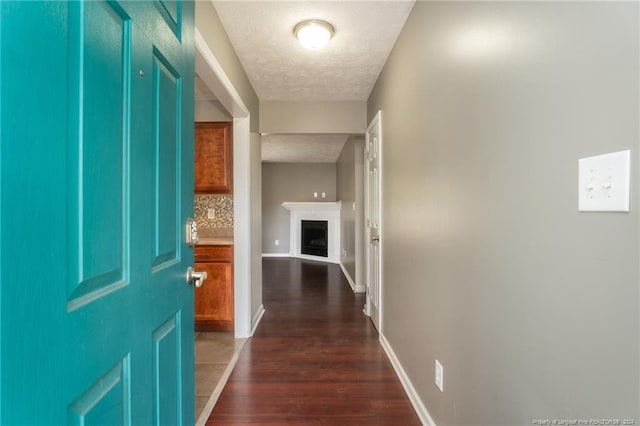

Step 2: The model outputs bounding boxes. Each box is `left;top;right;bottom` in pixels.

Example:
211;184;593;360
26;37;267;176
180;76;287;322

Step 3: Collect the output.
194;29;253;338
364;111;383;331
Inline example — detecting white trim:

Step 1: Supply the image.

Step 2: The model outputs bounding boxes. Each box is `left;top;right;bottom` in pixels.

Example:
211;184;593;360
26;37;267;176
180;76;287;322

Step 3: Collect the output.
378;111;384;331
354;143;365;298
364;111;383;330
194;28;253;339
282;201;341;263
340;262;365;293
195;338;248;426
297;253;339;264
262;253;290;258
380;333;437;426
194;30;248;118
340;262;356;290
261;253;340;267
251;304;265;335
232;117;252;338
282;201;343;211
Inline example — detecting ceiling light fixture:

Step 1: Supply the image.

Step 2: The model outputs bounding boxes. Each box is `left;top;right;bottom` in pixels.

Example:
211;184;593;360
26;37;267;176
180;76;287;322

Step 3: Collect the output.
294;20;335;50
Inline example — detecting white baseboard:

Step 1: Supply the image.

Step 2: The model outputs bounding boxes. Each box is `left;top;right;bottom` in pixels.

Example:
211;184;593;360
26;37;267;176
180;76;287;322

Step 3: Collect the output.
296;253;339;264
251;304;265;335
379;332;437;426
262;253;343;268
339;262;365;293
262;253;290;258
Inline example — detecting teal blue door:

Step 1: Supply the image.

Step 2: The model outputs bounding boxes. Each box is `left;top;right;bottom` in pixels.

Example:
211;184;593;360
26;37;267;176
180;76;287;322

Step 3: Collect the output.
1;1;195;424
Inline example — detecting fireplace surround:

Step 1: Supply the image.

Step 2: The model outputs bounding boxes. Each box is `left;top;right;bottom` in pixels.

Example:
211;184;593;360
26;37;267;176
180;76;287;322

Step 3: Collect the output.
282;202;341;263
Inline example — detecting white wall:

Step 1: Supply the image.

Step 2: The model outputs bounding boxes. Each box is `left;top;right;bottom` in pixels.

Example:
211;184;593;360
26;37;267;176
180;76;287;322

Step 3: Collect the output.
250;132;263;324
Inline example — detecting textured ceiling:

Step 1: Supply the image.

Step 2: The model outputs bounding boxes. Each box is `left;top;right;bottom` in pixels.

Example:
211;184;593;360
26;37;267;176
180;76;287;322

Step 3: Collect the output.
213;1;415;101
262;134;349;163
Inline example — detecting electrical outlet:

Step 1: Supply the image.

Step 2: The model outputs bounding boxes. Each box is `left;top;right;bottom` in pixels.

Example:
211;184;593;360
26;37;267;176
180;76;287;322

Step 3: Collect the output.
274;239;279;246
207;208;216;219
314;192;318;198
435;360;444;392
321;192;326;199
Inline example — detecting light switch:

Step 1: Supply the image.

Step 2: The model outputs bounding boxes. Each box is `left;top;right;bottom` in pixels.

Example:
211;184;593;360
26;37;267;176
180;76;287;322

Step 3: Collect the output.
207;208;216;219
578;150;630;212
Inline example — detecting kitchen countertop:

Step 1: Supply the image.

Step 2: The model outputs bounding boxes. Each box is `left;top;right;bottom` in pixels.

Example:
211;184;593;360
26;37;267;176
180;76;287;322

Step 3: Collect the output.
197;236;233;246
197;227;233;246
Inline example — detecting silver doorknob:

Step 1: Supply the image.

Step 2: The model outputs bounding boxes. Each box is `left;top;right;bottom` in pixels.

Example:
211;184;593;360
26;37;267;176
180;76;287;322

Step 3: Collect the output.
371;236;380;242
187;267;208;288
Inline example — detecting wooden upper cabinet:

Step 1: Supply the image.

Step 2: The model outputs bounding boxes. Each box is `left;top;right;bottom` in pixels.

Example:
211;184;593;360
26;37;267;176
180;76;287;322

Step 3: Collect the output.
195;122;232;194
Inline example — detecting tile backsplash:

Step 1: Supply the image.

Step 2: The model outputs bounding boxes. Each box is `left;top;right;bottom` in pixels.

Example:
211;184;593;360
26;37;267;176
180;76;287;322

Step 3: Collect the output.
194;194;233;228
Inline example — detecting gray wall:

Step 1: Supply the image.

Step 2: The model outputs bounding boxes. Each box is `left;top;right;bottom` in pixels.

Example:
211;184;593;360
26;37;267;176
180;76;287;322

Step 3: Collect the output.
260;101;366;134
195;100;232;122
262;163;337;254
368;2;639;425
336;135;365;290
195;1;259;132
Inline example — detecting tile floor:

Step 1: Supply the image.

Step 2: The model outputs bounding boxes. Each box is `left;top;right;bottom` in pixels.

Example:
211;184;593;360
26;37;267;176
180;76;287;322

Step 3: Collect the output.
194;332;247;424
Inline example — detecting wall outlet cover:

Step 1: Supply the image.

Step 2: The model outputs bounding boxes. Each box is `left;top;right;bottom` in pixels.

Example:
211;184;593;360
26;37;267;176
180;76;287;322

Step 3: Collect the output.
207;208;216;219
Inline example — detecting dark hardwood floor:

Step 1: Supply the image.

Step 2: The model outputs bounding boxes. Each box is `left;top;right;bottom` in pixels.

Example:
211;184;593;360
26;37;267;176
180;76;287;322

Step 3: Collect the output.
207;258;421;425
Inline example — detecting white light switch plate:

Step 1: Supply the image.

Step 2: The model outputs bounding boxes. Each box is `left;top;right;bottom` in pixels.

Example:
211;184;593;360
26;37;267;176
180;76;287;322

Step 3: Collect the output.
578;150;630;212
207;208;216;219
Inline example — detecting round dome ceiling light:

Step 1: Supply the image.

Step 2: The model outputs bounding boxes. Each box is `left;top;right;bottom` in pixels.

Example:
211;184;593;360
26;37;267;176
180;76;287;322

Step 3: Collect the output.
294;20;335;50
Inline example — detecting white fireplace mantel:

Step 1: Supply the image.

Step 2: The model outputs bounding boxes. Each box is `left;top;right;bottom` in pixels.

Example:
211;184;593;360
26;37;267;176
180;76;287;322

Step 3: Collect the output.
282;202;341;264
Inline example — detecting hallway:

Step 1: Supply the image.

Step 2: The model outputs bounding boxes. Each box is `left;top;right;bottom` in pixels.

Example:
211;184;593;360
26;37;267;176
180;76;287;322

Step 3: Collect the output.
207;258;421;425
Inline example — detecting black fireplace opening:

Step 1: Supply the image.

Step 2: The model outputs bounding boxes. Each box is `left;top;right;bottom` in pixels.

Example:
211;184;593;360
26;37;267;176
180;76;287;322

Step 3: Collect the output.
301;220;328;257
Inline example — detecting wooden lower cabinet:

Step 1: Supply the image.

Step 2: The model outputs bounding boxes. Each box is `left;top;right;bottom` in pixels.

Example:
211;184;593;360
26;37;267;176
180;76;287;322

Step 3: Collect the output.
195;245;233;331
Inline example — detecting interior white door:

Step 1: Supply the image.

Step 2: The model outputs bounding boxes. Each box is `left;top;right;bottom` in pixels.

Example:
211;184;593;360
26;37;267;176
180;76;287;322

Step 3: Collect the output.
365;111;382;332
